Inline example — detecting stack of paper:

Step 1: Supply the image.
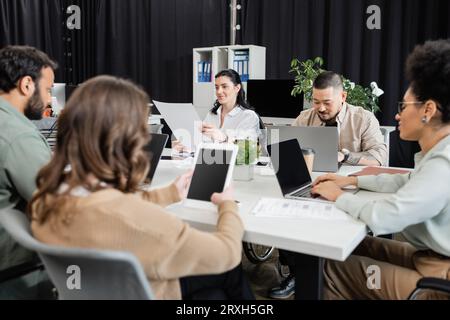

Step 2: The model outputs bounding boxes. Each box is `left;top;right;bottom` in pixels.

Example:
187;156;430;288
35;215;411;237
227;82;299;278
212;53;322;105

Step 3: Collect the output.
251;198;350;221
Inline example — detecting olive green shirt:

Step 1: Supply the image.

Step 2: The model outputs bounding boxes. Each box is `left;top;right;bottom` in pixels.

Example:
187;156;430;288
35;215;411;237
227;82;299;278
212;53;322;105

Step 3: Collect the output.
0;97;51;270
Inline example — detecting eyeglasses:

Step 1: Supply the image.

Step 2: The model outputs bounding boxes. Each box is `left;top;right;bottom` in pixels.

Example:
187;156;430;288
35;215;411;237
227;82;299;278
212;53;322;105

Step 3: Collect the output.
397;101;424;114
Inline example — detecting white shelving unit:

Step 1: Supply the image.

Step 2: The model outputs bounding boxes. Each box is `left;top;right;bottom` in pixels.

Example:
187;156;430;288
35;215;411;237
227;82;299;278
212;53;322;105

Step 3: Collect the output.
193;45;266;112
193;48;214;109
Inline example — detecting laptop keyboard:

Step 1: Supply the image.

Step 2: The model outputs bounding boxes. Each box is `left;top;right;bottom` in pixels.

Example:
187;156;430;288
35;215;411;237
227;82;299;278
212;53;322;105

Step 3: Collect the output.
291;187;313;198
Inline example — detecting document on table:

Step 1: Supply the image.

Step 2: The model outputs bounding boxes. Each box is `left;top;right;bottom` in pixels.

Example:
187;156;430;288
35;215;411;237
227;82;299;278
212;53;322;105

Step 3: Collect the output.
349;166;410;177
252;198;350;221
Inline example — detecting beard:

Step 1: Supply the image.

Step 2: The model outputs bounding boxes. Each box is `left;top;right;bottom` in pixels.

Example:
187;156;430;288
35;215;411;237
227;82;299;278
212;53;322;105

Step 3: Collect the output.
318;112;338;125
317;103;343;125
24;85;45;120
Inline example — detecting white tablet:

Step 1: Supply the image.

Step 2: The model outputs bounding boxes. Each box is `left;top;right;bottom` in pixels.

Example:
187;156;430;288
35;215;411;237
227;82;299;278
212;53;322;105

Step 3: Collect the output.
184;143;238;210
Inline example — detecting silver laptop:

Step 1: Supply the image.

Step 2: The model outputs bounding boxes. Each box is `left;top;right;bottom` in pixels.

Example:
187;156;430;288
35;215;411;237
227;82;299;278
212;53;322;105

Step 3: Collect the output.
267;125;339;172
268;139;331;202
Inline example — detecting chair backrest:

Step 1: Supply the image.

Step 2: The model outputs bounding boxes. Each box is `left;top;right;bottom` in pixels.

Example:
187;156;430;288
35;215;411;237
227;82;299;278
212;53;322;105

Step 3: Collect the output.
148;123;164;134
389;128;421;168
32;118;58;151
379;127;390;166
408;277;450;300
0;208;154;300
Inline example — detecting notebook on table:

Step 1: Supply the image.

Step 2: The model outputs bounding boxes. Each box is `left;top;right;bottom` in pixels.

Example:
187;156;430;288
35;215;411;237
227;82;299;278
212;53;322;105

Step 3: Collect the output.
349;166;410;177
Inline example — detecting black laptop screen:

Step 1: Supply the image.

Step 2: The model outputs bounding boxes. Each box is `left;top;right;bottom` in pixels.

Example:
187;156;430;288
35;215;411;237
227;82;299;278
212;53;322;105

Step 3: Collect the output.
143;133;169;181
268;139;312;195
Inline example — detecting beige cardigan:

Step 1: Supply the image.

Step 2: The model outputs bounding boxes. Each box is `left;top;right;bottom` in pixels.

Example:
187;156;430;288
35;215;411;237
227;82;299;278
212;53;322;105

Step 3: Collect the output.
31;184;244;299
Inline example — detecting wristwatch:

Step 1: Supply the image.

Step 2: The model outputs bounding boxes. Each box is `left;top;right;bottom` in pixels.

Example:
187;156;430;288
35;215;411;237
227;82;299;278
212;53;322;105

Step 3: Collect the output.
220;133;228;143
340;148;350;164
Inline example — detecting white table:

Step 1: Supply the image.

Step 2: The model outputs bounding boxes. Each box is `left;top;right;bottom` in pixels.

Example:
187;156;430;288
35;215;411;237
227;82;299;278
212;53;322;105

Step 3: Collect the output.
151;157;390;299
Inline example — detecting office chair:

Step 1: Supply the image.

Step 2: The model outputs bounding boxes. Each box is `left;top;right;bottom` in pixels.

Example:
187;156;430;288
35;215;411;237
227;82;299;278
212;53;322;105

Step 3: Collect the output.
32;118;58;151
0;211;45;287
148;124;164;134
243;243;274;264
379;127;390;166
408;277;450;300
0;260;44;284
0;208;154;300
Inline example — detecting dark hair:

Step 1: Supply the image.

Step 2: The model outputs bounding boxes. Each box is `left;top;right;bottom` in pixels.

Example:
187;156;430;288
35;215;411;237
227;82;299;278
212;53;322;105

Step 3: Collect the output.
211;69;253;114
406;39;450;123
313;71;343;90
30;75;150;223
0;45;58;93
211;69;265;129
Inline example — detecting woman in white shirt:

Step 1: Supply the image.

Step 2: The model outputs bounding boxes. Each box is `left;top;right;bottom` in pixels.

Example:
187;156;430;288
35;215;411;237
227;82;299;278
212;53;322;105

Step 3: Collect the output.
173;69;265;153
311;39;450;299
201;69;264;145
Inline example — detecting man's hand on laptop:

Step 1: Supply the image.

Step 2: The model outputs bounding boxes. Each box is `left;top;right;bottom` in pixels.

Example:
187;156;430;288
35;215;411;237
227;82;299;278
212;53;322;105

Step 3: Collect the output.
312;173;357;189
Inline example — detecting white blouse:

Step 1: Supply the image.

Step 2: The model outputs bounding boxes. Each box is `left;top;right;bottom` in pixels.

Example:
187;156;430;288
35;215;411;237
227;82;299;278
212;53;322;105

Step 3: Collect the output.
203;105;262;143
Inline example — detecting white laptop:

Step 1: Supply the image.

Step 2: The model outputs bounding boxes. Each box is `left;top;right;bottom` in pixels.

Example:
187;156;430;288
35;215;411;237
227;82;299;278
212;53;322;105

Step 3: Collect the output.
184;143;238;210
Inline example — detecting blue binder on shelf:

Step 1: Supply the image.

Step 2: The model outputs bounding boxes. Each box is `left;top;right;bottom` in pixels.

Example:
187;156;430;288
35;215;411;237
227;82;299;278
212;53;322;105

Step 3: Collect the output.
197;61;203;82
197;61;212;83
233;50;249;82
205;61;211;82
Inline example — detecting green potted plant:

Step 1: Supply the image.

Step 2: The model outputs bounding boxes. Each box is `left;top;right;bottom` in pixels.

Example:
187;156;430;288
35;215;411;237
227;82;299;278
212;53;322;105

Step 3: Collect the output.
289;57;382;113
290;57;325;104
233;137;258;181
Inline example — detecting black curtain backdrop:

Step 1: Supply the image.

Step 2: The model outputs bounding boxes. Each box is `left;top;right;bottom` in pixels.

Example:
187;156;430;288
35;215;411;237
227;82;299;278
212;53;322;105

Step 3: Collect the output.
66;0;228;102
63;0;97;86
0;0;227;102
2;0;449;122
0;0;65;82
240;0;450;127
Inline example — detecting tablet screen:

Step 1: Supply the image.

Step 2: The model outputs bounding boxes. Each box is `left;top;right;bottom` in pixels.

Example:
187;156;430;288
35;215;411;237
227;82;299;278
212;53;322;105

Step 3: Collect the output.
187;148;234;201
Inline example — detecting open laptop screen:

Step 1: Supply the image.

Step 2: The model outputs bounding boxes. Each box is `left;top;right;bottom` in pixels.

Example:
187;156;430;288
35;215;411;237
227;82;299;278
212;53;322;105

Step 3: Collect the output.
267;126;339;172
143;133;169;181
268;139;312;195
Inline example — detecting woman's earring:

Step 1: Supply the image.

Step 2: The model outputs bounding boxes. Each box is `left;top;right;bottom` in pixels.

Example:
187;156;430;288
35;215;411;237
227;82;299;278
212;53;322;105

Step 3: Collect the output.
421;116;428;124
